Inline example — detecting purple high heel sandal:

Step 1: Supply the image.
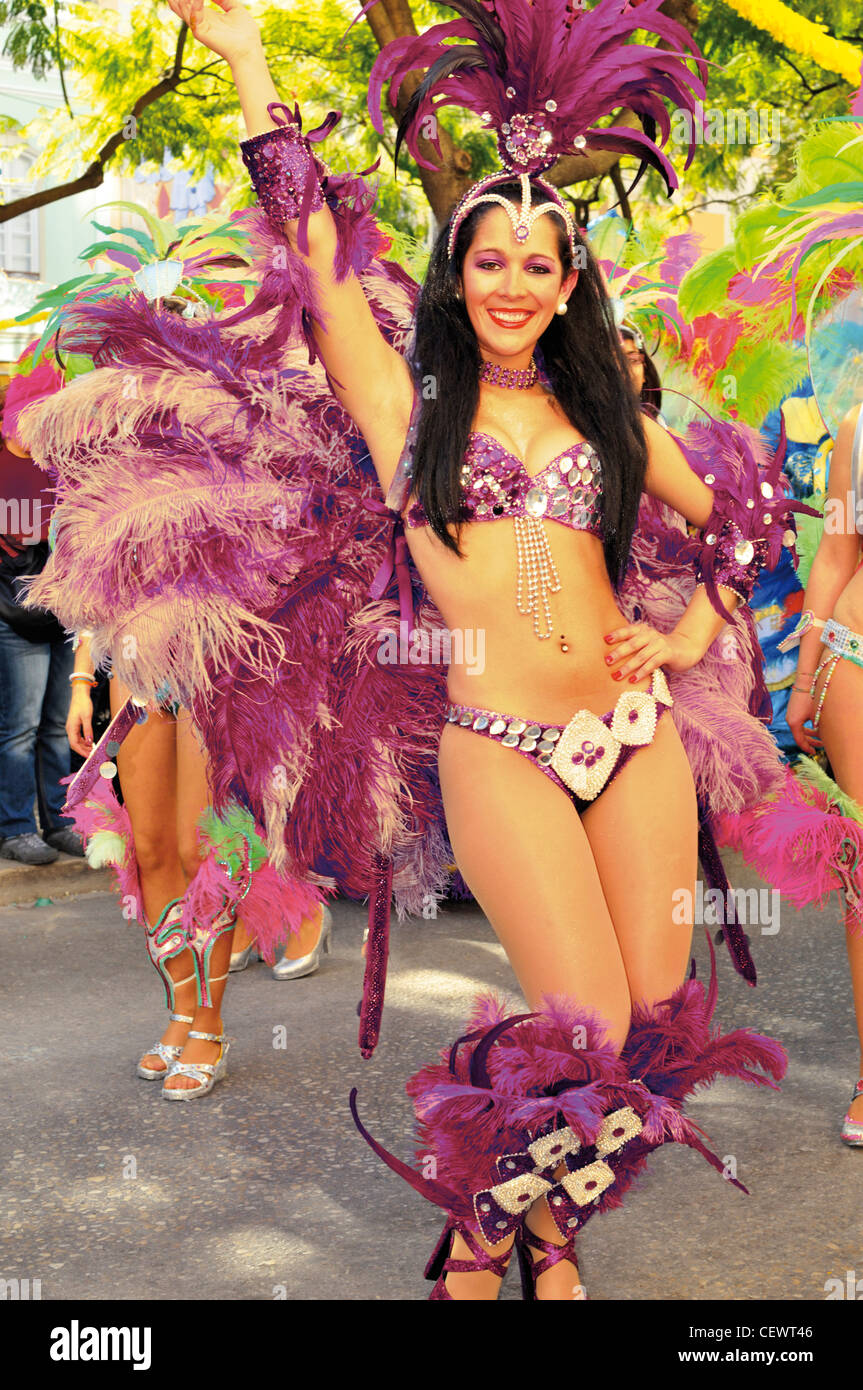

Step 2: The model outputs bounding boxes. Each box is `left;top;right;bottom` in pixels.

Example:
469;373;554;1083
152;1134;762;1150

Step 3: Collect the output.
515;1226;588;1301
425;1220;513;1301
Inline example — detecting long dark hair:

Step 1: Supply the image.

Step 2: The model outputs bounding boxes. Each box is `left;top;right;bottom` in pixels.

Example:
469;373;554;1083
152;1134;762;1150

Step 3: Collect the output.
409;181;648;586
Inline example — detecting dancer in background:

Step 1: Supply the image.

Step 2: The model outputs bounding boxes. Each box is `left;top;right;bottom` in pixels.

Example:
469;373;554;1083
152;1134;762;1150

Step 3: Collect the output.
786;403;863;1145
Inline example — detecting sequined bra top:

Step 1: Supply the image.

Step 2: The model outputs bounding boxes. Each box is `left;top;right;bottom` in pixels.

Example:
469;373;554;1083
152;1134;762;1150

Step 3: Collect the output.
384;387;605;640
385;392;604;540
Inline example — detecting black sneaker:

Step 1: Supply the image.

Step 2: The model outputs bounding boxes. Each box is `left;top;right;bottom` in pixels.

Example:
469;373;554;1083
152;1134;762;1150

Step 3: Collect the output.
44;828;86;858
0;833;60;865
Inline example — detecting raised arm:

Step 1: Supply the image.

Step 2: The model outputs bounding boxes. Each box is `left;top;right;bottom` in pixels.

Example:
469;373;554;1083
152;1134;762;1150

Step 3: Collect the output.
167;0;414;492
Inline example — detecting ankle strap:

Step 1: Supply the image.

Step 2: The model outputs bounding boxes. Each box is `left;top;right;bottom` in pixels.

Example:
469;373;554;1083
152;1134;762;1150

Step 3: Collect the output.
444;1225;512;1279
170;971;197;990
169;1012;194;1025
187;1029;228;1044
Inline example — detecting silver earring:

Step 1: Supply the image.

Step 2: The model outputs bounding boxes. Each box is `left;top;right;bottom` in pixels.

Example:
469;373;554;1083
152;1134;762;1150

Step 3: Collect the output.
555;300;568;315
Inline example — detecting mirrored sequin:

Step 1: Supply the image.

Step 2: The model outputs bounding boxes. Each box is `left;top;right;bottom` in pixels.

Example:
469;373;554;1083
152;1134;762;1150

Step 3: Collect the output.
507;719;526;735
489;719;507;736
473;715;489;731
525;487;548;518
501;733;520;747
524;725;542;739
519;737;537;752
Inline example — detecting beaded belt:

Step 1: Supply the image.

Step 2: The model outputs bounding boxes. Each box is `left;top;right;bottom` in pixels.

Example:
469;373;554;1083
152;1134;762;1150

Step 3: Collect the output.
445;668;674;803
822;618;863;670
812;619;863;731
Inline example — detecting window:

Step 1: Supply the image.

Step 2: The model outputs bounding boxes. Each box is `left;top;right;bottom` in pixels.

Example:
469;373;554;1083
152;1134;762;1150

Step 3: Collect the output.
0;150;40;276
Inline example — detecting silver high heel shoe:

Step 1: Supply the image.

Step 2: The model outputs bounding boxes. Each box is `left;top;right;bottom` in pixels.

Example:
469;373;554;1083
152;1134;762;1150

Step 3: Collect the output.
841;1078;863;1146
229;942;262;972
162;1026;232;1101
272;904;332;980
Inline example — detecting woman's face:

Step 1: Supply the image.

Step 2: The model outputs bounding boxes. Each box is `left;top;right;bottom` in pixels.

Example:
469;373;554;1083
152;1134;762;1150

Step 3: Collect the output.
458;205;579;364
620;333;645;394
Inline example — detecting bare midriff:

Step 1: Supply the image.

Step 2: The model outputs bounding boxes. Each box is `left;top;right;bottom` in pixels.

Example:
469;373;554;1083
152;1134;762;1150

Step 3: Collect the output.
832;558;863;635
404;512;651;723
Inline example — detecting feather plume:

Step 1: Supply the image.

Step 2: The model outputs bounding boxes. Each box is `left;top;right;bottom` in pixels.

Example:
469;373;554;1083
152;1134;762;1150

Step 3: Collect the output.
368;0;706;192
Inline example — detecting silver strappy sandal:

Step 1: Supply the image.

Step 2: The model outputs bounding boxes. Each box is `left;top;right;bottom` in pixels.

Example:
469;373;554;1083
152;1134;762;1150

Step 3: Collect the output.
136;1008;195;1079
136;964;198;1079
841;1079;863;1147
161;1026;232;1101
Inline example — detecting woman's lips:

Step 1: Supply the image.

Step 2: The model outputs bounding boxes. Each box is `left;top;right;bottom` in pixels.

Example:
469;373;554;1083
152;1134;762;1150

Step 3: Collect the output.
486;307;535;329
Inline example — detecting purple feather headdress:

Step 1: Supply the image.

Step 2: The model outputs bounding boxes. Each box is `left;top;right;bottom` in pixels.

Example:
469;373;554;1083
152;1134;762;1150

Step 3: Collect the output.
366;0;707;257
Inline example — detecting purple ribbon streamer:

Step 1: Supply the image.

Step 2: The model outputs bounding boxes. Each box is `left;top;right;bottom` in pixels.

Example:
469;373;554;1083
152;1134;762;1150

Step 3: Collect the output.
362;497;416;629
63;695;139;812
358;851;393;1059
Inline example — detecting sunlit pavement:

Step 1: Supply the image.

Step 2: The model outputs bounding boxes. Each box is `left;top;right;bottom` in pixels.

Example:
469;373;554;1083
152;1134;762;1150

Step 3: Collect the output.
1;848;860;1302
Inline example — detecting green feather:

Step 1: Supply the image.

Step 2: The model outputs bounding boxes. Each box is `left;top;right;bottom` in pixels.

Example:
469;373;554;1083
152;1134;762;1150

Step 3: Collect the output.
677;244;737;320
722;338;807;427
796;755;863;825
197;803;268;877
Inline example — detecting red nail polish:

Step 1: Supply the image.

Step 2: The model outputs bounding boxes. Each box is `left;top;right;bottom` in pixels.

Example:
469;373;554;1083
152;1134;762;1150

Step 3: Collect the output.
629;675;637;683
612;671;621;681
604;654;613;665
604;634;613;643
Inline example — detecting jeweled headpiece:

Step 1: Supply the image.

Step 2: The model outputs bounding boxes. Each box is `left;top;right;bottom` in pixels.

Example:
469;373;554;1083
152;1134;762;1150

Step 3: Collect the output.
367;0;707;262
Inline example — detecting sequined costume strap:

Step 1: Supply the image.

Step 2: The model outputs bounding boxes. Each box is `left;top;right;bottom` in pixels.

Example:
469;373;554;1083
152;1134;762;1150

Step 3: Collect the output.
384;382;422;515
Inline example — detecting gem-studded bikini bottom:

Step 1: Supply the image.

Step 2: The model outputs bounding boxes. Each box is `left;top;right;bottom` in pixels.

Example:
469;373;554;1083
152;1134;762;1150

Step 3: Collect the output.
813;618;863;732
444;667;674;809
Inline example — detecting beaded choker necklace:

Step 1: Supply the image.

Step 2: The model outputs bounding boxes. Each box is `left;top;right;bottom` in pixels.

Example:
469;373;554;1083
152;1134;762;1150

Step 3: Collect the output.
479;358;538;391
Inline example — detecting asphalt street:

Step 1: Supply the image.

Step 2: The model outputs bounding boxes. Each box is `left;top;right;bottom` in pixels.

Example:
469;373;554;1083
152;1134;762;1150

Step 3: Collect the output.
1;849;861;1302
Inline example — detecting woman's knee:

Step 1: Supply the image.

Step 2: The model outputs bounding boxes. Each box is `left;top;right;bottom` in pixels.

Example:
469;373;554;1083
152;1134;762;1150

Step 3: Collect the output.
133;832;182;878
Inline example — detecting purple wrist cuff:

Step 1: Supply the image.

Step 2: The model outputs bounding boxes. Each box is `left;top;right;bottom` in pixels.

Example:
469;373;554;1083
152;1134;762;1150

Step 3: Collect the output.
239;101;341;254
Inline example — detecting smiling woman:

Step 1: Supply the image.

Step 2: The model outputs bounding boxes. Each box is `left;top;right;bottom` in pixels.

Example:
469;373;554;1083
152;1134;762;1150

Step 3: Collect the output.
28;0;814;1303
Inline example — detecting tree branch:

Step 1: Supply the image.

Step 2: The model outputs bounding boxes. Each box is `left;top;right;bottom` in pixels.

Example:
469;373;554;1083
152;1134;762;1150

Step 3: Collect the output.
0;23;190;225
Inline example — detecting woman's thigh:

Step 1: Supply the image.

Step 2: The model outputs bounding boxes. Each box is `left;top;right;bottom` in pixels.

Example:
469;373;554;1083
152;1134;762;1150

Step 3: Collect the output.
438;722;633;1049
110;675;179;856
580;712;697;1008
817;657;863;802
174;705;212;877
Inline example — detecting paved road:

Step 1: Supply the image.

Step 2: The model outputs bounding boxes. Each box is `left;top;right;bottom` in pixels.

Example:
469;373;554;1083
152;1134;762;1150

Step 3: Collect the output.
1;850;861;1302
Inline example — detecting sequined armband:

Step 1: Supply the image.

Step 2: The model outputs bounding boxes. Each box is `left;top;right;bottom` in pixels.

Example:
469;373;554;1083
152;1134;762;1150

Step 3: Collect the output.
239;102;341;246
696;515;769;608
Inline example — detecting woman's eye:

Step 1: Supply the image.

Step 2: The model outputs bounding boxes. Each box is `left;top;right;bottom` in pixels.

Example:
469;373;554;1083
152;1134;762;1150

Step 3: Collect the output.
477;260;502;271
527;265;552;274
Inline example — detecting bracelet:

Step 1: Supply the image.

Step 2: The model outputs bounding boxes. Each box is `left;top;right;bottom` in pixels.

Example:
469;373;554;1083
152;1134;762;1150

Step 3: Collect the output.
792;685;812;695
69;672;97;685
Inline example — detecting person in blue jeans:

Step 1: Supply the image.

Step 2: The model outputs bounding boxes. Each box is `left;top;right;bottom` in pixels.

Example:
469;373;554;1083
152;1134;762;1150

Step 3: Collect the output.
0;387;82;864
